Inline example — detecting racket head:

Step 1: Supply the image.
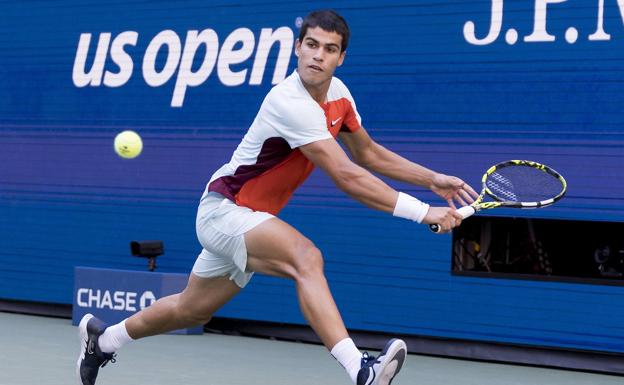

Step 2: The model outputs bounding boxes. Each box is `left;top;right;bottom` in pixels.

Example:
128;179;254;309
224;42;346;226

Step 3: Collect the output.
429;160;566;233
481;160;567;208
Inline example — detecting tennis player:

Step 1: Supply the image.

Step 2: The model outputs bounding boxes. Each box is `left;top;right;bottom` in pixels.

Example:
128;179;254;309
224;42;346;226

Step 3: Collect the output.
77;9;478;385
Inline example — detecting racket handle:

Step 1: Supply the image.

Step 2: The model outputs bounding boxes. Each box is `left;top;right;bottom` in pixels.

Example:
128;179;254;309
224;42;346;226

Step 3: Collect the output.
429;205;476;233
457;205;476;218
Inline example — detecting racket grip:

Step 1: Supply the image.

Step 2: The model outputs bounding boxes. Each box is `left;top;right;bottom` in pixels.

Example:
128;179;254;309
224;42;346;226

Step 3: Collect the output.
429;205;476;233
457;205;476;219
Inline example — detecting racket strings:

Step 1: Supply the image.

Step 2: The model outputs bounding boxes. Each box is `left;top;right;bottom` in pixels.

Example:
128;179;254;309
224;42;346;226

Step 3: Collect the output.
486;166;563;203
486;173;518;201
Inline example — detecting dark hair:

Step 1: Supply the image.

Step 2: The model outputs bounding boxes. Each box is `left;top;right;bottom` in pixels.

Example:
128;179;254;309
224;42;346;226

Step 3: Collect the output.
298;10;350;52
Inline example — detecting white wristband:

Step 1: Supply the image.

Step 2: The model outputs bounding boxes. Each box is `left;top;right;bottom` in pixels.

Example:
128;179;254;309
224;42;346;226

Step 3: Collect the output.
393;192;430;223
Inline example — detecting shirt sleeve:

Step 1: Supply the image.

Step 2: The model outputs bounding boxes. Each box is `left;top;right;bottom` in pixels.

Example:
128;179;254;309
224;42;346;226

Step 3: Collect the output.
332;77;362;133
262;90;332;148
341;100;361;133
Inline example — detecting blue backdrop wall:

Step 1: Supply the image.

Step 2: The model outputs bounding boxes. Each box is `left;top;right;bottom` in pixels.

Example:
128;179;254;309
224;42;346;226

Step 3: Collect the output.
1;1;623;354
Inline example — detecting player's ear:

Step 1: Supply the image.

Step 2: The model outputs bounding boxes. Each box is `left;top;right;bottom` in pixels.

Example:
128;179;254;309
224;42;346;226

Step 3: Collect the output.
294;39;301;57
337;50;346;66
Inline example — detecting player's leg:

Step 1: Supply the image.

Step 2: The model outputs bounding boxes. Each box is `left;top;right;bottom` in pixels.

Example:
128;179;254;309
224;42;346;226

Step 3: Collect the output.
124;273;240;338
77;193;250;385
244;217;406;385
245;217;347;347
77;273;240;385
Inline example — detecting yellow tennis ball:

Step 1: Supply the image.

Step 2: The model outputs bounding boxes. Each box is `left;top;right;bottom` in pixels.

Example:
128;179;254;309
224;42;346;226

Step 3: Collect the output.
114;130;143;159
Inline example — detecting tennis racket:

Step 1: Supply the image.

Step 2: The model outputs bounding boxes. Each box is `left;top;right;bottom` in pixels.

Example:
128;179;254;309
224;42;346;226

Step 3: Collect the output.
430;160;567;233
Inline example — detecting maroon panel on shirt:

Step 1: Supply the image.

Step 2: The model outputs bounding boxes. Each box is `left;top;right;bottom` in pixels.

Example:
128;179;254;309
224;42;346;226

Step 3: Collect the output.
208;137;293;201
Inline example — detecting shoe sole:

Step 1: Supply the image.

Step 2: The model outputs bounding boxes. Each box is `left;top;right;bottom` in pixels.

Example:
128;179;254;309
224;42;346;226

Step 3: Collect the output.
76;313;94;385
375;339;407;385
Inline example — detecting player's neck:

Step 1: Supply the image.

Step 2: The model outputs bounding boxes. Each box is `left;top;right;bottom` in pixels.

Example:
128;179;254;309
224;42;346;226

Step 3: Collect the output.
300;78;330;104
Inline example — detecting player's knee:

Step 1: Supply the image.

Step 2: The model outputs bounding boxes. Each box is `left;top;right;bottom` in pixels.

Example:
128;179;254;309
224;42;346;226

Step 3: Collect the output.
292;243;324;280
186;310;212;326
177;303;213;325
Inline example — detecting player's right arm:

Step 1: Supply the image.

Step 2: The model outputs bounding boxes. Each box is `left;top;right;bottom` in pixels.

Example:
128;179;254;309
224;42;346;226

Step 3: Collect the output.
300;138;462;231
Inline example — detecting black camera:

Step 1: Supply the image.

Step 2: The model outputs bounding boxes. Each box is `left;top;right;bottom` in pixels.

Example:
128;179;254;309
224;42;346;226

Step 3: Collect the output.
130;240;164;271
594;245;624;278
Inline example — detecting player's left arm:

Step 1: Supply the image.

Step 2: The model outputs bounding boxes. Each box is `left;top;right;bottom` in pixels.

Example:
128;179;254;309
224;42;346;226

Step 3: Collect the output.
338;127;478;208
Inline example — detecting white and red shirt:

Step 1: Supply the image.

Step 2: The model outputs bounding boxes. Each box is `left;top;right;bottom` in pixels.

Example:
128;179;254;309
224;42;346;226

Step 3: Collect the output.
205;70;362;215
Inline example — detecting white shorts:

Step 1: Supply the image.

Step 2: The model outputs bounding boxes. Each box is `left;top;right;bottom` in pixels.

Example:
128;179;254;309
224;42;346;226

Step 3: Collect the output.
192;192;274;288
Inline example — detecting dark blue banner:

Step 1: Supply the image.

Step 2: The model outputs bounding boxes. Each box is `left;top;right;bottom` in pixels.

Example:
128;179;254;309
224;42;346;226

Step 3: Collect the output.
73;267;202;334
1;1;623;354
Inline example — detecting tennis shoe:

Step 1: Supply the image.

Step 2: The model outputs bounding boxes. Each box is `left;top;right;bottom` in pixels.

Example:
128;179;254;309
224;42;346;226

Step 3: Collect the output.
356;338;407;385
76;314;116;385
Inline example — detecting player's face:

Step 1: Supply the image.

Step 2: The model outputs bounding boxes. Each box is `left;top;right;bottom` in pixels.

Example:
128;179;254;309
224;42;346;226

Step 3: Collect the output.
295;27;346;88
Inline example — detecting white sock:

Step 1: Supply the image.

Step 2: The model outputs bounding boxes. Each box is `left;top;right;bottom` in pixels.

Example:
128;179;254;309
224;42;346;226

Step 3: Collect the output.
330;338;362;384
98;320;134;353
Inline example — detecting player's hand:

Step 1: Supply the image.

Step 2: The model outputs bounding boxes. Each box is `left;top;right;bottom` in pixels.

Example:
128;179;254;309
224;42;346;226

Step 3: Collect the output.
422;206;463;233
430;173;479;209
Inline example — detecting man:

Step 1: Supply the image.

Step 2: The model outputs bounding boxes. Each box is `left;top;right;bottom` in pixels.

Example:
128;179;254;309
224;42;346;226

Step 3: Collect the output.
77;9;478;385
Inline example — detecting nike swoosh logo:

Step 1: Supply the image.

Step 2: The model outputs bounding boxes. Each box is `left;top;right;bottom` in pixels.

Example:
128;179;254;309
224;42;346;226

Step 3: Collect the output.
331;117;342;126
87;339;95;355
